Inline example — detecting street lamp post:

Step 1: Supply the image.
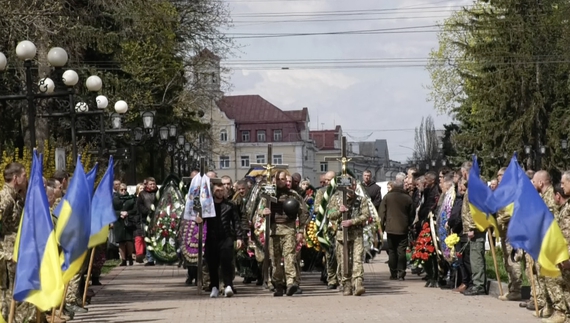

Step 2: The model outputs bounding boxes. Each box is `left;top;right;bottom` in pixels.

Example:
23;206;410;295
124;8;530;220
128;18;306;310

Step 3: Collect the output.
0;41;128;163
524;143;546;170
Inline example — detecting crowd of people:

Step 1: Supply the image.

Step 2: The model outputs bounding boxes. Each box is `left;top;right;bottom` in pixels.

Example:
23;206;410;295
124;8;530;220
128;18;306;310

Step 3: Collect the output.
380;164;569;323
1;158;569;323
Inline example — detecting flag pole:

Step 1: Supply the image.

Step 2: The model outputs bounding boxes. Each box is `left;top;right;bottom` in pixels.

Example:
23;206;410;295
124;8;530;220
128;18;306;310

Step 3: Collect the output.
82;248;96;307
35;307;41;323
8;299;15;323
50;308;56;322
58;283;69;318
528;258;540;318
487;228;503;296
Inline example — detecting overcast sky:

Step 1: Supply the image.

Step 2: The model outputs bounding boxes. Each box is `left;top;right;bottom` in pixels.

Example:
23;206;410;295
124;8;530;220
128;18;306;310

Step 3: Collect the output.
223;0;471;162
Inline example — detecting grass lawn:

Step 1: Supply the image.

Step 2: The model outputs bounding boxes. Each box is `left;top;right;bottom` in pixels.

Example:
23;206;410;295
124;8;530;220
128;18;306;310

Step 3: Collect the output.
485;247;529;286
101;259;121;275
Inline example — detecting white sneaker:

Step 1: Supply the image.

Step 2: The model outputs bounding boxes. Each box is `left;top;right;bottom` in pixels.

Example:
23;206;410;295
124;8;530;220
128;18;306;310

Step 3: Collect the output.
224;286;234;298
210;287;219;298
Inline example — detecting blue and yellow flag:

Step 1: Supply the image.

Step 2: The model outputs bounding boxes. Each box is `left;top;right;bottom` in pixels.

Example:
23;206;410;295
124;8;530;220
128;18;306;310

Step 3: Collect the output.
468;155;500;235
494;155;569;277
86;164;98;199
55;156;92;283
12;151;64;311
88;156;116;248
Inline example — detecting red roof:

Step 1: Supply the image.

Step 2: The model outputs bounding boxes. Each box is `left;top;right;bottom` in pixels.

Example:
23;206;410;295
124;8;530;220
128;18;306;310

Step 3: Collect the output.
310;126;341;150
217;95;301;124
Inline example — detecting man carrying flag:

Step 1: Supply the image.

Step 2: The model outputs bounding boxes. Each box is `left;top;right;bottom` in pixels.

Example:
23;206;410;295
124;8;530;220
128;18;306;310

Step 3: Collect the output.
545;171;570;323
465;158;494;296
54;157;92;315
0;162;36;323
493;156;569;321
494;165;523;302
13;151;64;322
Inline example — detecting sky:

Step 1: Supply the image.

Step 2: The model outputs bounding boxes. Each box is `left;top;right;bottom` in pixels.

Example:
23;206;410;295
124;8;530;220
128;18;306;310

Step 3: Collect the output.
223;0;471;162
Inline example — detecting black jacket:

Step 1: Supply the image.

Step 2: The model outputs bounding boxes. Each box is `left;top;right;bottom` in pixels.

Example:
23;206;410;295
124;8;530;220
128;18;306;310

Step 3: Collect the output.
137;189;157;224
447;193;464;235
363;181;383;211
207;199;246;242
418;185;440;222
379;187;415;235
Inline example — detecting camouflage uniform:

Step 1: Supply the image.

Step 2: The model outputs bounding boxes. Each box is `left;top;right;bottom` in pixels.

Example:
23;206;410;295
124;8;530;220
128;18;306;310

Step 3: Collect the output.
543;200;570;321
528;186;557;309
315;187;338;287
232;195;257;281
327;191;370;296
0;184;36;323
496;198;523;296
269;189;308;293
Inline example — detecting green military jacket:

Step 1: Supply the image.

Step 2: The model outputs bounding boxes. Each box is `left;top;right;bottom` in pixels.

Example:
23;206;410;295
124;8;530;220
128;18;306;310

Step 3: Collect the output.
266;188;309;236
327;191;370;241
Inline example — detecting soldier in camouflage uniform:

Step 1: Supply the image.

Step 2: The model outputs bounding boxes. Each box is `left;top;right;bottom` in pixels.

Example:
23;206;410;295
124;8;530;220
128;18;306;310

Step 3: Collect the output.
262;171;308;297
326;177;370;296
314;171;338;289
496;166;523;301
0;163;38;323
233;180;258;283
522;171;557;315
544;172;570;323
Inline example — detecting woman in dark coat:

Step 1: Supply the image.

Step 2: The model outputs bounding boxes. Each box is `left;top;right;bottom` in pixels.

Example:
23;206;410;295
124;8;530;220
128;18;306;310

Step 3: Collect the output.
113;183;139;266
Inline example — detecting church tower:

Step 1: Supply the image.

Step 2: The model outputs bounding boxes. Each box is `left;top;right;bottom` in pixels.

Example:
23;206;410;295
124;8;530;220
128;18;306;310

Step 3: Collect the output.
192;48;223;100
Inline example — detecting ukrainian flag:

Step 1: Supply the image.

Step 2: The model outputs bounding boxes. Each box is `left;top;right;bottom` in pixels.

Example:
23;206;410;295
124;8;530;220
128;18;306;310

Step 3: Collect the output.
53;164;97;217
12;151;64;311
86;164;98;198
468;155;500;235
55;156;92;283
88;156;116;248
494;154;569;277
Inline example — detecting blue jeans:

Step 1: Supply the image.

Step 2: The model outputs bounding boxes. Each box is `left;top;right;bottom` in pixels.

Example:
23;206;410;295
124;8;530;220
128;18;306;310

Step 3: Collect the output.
146;249;155;263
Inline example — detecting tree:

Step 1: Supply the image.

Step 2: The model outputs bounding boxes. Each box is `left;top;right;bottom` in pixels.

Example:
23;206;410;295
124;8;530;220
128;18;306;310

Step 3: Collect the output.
0;0;233;179
412;116;440;170
427;0;570;173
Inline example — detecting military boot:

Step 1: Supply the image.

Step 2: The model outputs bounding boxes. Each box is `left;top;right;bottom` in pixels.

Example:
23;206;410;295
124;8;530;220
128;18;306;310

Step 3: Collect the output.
353;280;365;296
533;305;554;318
286;284;299;296
273;285;284;297
541;311;565;323
343;284;352;296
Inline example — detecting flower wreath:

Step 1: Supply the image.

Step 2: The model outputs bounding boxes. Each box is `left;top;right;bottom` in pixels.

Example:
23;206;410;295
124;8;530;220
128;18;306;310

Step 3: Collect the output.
411;222;436;268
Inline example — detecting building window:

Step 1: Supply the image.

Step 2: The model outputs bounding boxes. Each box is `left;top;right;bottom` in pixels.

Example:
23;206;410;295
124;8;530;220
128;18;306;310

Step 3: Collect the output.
256;154;266;164
220;156;230;169
211;72;217;84
241;156;250;168
273;129;282;142
320;162;328;172
241;131;250;142
257;130;266;142
220;129;227;142
273;154;283;165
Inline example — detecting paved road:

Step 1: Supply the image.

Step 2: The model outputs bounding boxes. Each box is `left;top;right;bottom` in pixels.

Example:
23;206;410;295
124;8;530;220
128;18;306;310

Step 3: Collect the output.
75;254;539;323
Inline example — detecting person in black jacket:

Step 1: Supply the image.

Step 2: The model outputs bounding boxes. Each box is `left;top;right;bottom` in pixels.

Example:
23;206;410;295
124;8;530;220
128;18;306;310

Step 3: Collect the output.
379;181;415;280
446;178;471;292
137;177;158;266
113;183;139;266
195;181;245;298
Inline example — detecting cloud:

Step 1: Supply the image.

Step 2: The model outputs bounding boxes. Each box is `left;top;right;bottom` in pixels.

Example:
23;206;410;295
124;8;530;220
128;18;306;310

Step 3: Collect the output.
224;0;469;162
229;69;358;107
